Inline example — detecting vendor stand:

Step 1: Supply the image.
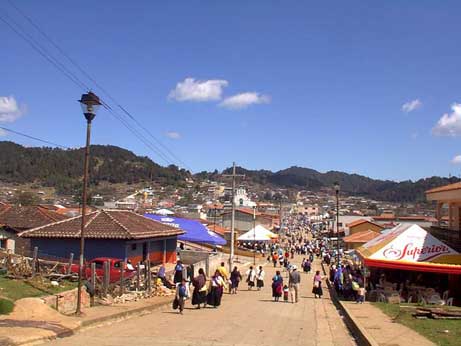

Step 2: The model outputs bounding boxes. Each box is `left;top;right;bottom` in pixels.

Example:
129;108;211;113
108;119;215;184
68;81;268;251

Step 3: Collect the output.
356;223;461;305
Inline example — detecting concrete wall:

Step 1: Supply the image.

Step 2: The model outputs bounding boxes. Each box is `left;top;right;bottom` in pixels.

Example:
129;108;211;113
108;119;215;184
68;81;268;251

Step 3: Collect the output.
42;287;90;315
178;250;225;277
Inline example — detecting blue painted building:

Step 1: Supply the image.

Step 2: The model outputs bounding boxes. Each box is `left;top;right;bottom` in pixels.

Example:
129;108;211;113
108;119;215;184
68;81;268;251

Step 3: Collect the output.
19;210;183;265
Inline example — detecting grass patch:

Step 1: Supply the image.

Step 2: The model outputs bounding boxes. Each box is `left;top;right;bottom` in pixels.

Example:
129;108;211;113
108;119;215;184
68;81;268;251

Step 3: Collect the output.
0;298;14;315
0;277;77;302
373;302;461;346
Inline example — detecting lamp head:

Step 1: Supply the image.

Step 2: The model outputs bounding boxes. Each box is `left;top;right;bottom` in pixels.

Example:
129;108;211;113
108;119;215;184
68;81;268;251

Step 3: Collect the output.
334;182;340;193
79;91;101;122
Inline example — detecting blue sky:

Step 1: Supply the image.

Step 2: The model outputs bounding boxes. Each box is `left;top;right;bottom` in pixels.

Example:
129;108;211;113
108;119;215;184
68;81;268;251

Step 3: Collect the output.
1;1;461;181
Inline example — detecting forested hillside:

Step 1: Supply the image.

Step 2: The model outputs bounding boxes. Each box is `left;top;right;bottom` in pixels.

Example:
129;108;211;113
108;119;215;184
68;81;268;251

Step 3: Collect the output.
0;142;190;194
217;166;459;202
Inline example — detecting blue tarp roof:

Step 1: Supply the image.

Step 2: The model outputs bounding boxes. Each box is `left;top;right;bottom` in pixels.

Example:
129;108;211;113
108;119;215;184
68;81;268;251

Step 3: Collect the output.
144;214;227;246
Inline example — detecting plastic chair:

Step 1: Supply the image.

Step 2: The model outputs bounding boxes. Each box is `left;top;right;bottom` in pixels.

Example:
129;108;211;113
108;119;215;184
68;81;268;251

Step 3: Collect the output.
428;294;443;305
407;295;414;303
446;297;453;306
377;293;386;303
442;290;449;301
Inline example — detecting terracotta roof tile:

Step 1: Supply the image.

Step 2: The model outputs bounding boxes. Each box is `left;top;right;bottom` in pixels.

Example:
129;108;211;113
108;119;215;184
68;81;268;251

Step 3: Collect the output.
347;219;384;229
0;205;69;230
19;210;184;240
343;230;380;243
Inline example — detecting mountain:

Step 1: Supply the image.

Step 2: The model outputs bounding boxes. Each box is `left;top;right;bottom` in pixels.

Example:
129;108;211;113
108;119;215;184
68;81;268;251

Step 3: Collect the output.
219;165;460;202
0;141;457;203
0;141;190;195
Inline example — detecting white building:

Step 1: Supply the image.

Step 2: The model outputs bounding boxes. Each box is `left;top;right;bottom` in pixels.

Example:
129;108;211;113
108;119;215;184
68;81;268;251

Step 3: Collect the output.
234;187;256;208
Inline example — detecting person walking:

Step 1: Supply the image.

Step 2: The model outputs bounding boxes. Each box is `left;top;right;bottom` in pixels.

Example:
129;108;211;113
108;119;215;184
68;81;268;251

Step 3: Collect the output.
173;260;184;284
288;265;301;303
207;270;225;308
256;266;265;291
312;270;323;298
272;270;283;302
174;278;189;314
217;262;230;293
272;252;278;268
245;266;256;290
230;266;242;294
191;268;207;309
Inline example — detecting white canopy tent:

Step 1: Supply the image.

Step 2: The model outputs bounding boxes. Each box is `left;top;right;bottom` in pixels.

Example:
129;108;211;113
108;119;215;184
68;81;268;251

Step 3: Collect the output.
237;224;278;242
155;208;174;216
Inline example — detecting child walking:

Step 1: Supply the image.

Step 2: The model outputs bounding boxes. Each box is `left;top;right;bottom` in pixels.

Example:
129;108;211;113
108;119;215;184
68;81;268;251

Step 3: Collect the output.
283;284;289;302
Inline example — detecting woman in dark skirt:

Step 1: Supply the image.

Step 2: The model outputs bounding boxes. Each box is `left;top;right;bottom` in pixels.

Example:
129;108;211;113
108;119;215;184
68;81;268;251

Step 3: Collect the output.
191;268;207;308
256;266;265;290
173;260;184;284
207;270;225;307
272;270;283;302
230;266;242;294
312;270;323;298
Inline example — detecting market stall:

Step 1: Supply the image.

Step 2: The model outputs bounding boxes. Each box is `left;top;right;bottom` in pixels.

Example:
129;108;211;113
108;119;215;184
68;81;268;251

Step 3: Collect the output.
144;214;226;246
237;225;278;242
356;223;461;305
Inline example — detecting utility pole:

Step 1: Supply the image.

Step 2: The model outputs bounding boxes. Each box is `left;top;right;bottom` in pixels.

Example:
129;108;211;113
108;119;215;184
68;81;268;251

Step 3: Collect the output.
253;205;256;265
223;162;244;271
279;198;283;234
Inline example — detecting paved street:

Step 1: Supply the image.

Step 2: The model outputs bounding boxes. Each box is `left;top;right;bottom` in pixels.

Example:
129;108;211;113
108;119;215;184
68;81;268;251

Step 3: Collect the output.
46;258;357;346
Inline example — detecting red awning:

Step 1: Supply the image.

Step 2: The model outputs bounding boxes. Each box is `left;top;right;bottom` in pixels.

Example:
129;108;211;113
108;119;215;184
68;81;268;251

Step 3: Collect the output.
363;258;461;275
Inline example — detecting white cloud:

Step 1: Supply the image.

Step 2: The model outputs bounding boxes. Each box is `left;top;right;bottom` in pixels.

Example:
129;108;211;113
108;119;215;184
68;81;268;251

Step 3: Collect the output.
168;78;228;102
0;96;25;122
401;99;422;113
165;131;181;139
451;155;461;164
0;128;7;136
219;92;271;110
432;103;461;136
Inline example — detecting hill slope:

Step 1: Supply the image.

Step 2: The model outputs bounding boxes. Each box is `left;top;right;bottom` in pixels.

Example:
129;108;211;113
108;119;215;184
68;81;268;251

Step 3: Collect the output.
219;165;459;202
0;141;190;194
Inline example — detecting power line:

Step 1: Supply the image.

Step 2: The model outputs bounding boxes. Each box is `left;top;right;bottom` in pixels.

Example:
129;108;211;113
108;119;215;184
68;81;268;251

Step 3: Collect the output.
100;102;173;165
0;126;69;149
6;1;191;171
0;10;89;91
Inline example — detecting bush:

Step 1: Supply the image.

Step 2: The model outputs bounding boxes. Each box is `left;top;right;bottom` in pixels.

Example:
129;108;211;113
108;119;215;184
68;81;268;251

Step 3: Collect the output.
0;298;14;314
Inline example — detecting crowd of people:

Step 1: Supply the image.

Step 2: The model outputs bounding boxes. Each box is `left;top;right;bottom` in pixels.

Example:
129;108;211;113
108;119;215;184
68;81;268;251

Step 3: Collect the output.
171;213;354;314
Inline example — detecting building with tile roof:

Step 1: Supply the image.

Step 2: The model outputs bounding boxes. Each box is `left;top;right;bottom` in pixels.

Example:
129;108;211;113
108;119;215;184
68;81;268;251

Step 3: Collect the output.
0;205;69;255
343;229;381;250
20;210;184;264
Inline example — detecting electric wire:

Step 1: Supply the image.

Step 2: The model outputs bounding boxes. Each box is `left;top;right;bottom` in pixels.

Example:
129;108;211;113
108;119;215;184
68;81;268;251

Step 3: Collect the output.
6;1;191;171
0;10;89;91
0;126;69;149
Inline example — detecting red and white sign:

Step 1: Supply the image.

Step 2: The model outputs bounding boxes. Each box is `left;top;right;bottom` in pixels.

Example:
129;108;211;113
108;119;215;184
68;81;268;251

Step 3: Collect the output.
369;224;458;263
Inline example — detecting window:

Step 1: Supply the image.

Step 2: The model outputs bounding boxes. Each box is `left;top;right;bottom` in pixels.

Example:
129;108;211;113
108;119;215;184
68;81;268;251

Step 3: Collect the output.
114;261;121;268
131;243;137;251
94;261;104;269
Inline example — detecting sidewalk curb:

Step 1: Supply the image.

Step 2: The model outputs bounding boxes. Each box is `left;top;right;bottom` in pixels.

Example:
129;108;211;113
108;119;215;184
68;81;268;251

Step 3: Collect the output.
80;299;171;328
320;262;379;346
14;299;172;346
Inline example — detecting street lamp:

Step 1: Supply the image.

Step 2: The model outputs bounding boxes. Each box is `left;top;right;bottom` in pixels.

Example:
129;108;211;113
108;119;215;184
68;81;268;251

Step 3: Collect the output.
76;91;101;315
334;182;340;266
